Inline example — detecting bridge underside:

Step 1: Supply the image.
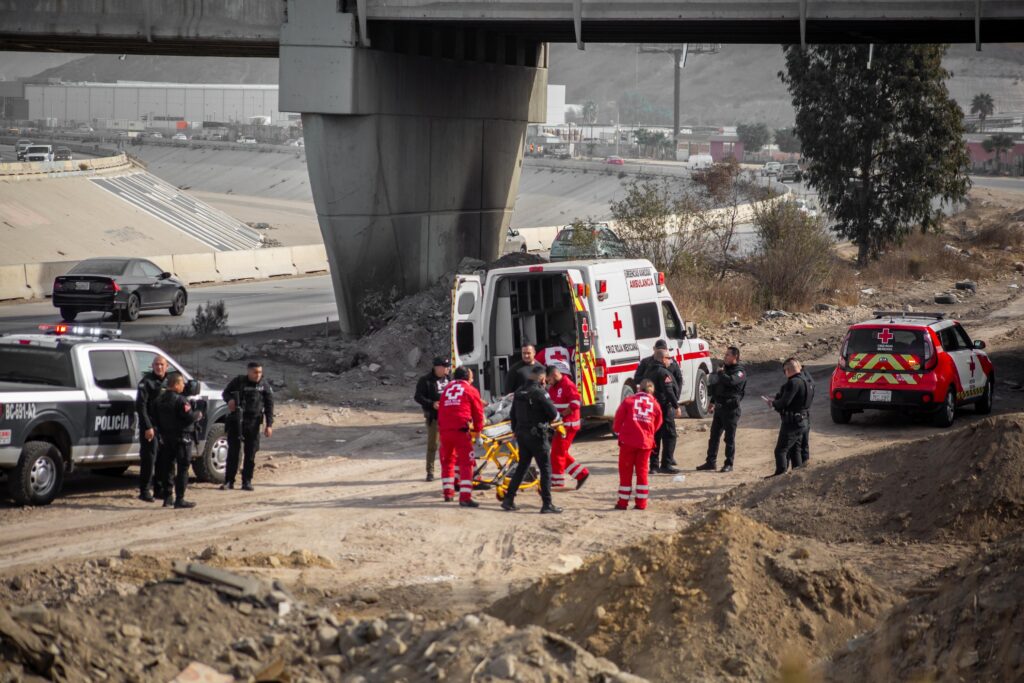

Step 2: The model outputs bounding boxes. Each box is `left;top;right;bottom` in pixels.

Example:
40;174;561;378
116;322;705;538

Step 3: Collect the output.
4;19;1024;55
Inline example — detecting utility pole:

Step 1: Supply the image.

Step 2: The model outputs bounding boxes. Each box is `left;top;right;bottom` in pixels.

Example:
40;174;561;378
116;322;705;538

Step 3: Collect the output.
638;43;720;155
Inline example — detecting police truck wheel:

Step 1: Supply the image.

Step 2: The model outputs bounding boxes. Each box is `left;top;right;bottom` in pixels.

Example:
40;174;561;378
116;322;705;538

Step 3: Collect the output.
9;441;64;506
830;403;852;424
933;388;956;428
119;294;140;322
685;370;710;418
169;290;186;316
193;423;228;484
976;378;994;415
59;308;78;322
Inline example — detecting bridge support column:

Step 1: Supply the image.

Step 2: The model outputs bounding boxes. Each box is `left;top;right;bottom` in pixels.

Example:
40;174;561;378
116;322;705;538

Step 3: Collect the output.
280;1;547;333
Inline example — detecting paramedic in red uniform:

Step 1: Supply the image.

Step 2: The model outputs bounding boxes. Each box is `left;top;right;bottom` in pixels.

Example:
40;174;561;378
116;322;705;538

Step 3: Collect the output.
613;380;663;510
546;362;590;490
437;366;485;508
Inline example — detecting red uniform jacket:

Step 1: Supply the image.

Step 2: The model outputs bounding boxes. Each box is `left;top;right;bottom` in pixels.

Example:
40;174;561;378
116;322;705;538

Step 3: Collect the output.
437;379;485;434
614;392;663;450
548;375;582;426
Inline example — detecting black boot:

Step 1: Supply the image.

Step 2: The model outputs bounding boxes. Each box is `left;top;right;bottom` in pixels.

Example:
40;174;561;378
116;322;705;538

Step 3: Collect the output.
241;481;254;491
163;496;174;508
138;490;155;503
501;499;518;512
695;462;717;471
219;481;234;491
174;499;197;509
540;503;563;514
459;499;480;508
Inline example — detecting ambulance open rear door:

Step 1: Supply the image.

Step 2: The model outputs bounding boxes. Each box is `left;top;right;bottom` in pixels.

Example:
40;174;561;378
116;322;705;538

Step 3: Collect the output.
451;274;485;392
564;269;599;412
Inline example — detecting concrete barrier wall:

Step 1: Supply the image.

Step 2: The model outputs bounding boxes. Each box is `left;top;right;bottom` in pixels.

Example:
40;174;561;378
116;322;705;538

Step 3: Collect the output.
0;245;330;301
172;252;221;285
0;264;30;301
24;260;79;298
254;247;298;277
214;250;260;281
0;153;130;178
291;244;329;273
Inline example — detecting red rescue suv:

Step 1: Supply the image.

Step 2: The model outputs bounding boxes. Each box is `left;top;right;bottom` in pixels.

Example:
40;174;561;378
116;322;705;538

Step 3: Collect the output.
829;311;994;427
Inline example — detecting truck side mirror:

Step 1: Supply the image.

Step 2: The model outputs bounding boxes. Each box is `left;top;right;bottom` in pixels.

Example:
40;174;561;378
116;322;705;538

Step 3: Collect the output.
973;340;986;350
685;321;698;339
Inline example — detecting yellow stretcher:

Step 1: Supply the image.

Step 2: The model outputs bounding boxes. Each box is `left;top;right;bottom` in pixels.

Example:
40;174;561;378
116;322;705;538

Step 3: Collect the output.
473;420;565;501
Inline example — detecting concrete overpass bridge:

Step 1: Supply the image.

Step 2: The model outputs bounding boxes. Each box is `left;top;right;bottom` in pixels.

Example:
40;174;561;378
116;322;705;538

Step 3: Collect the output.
3;0;1022;331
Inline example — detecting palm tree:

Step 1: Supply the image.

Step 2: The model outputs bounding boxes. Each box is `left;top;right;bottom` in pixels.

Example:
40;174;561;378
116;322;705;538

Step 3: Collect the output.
982;133;1014;171
970;93;995;132
582;100;598;153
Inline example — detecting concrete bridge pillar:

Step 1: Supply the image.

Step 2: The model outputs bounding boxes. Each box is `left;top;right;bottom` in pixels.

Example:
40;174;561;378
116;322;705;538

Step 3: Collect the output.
279;1;547;333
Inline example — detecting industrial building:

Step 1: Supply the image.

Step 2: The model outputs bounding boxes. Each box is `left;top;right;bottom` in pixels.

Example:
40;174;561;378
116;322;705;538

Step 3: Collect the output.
15;81;290;129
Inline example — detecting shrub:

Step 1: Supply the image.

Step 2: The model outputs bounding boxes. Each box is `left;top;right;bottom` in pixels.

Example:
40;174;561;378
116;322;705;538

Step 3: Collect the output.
861;232;987;285
746;200;836;311
191;300;229;336
973;222;1024;249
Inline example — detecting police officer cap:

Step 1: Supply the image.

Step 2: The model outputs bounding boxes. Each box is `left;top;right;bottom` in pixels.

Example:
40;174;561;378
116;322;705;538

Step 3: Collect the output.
654;339;669;350
432;356;451;367
528;364;546;378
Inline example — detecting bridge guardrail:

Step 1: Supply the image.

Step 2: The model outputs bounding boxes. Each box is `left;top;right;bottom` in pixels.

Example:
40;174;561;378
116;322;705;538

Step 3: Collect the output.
0;153;130;178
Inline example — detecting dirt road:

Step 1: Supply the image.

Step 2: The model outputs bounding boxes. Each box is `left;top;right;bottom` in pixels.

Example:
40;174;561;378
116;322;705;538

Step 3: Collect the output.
3;286;1022;621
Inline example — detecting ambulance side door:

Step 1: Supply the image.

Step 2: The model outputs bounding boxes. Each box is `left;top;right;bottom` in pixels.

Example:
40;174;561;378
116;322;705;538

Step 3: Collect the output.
451;275;485;395
563;269;598;407
660;298;693;401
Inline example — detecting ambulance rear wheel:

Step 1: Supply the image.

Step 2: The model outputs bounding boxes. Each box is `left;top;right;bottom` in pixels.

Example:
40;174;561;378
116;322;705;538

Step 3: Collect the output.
685;370;710;418
830;403;852;424
933;388;956;428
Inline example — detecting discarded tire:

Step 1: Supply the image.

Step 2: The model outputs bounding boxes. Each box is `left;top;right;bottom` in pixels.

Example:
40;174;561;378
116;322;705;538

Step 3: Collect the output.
954;280;977;292
934;293;957;305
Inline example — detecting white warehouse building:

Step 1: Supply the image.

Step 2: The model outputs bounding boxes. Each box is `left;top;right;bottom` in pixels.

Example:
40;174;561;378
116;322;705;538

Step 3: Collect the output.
24;81;288;127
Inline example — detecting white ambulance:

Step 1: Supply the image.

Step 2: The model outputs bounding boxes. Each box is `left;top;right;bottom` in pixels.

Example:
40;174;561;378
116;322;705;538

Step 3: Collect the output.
451;259;713;421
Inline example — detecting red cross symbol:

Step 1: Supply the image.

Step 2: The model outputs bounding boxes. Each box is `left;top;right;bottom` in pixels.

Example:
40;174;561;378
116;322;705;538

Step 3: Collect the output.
612;312;623;338
634;395;654;419
549;348;568;362
969;356;976;374
444;383;465;401
877;328;894;344
580;320;590;338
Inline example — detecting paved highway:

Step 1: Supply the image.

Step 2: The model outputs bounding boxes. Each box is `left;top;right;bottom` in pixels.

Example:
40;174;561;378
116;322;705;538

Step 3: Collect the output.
0;275;339;341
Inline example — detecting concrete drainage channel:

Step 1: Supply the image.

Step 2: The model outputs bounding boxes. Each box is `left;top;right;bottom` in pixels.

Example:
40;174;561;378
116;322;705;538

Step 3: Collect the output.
0;244;330;303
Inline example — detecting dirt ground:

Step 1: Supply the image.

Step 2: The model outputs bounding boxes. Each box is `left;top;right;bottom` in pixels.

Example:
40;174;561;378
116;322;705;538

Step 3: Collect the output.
2;190;1024;682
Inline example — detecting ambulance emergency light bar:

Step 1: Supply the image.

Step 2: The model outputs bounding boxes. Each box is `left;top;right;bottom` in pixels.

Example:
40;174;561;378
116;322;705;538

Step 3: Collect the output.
38;323;123;339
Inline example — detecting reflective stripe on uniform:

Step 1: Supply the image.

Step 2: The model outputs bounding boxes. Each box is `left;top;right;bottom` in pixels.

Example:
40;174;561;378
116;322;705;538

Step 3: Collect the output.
563;419;581;428
566;462;584;477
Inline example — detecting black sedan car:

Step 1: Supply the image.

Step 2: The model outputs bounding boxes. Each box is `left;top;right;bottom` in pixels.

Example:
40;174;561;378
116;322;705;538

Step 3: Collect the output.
52;258;188;322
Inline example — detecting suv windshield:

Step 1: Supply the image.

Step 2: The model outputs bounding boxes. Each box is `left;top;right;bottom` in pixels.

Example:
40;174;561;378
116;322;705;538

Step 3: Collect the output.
0;346;76;387
69;260;129;276
847;327;926;358
27;146;49;154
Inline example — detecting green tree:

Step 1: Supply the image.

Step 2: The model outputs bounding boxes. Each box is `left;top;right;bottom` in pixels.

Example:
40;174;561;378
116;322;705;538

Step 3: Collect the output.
780;44;970;266
582;100;598;125
970;93;995;132
982;133;1014;171
633;128;668;158
774;128;802;154
736;123;770;154
609;179;703;275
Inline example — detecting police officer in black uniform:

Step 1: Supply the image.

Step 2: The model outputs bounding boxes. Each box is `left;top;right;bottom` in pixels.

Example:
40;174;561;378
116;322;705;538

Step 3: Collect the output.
504;343;545;395
221;361;275;491
649;355;682;474
135;354;168;502
414;356;450;482
698;346;747;473
798;363;815;464
764;358;809;477
154;372;202;508
633;339;683;393
502;365;562;514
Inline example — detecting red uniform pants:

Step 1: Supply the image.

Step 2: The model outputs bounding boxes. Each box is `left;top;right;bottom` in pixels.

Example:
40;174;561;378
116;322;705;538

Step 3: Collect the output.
617;445;650;510
439;430;475;502
551;426;588;487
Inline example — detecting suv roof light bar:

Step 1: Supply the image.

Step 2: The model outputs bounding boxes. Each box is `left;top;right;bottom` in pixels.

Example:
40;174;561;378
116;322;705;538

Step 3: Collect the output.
38;323;123;339
871;311;946;320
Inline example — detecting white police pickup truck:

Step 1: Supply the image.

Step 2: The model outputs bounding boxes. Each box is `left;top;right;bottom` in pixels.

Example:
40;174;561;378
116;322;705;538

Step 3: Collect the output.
0;325;229;505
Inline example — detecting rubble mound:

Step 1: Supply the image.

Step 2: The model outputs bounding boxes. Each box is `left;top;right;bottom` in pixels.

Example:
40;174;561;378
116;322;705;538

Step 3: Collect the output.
828;531;1024;682
0;568;640;683
723;415;1024;544
489;509;892;682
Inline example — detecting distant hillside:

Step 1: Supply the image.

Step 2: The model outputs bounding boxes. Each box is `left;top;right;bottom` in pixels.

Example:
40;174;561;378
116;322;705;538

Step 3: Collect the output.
0;52;82;81
28;54;277;84
20;43;1024;127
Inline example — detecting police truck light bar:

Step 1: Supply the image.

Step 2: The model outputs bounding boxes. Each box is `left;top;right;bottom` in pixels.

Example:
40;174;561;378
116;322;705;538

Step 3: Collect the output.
38;324;122;338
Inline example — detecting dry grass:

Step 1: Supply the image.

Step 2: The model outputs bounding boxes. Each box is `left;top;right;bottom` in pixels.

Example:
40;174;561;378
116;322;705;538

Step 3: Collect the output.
861;232;988;287
668;271;761;325
972;221;1024;249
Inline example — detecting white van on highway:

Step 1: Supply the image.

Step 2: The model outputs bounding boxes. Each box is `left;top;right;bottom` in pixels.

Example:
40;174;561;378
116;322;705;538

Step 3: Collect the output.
452;258;713;420
25;145;54;162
